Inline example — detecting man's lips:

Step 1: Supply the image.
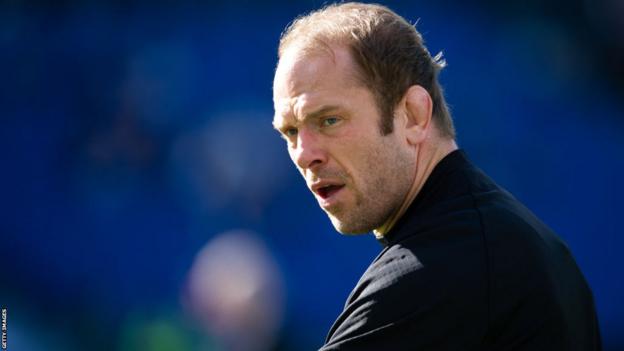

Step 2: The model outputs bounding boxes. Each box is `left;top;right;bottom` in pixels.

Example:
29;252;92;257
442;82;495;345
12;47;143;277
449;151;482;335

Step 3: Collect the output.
316;184;345;199
310;182;346;200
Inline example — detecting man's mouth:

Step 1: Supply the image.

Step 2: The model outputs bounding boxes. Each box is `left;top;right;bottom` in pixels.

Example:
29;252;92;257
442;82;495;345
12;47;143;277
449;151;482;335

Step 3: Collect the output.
316;184;345;199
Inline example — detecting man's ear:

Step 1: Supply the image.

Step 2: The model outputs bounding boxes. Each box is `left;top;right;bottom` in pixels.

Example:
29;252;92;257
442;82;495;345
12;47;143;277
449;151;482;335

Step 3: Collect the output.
400;85;433;145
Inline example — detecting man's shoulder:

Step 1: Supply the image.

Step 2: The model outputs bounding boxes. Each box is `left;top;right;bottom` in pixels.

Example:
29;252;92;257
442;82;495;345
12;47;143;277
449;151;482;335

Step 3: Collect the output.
325;229;490;349
344;221;490;324
369;173;573;314
351;244;426;302
469;186;573;265
409;162;568;263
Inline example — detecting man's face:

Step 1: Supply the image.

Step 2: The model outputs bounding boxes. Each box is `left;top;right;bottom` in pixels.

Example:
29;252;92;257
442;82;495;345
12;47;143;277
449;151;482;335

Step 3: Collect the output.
272;45;416;234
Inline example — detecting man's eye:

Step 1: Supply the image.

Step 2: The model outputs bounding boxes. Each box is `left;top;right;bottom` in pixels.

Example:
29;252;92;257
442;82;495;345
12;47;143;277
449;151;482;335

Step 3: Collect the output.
284;128;298;137
322;117;339;127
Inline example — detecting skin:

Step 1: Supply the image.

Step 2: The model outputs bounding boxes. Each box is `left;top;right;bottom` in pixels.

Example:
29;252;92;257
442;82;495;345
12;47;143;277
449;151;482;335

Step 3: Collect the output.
273;44;458;235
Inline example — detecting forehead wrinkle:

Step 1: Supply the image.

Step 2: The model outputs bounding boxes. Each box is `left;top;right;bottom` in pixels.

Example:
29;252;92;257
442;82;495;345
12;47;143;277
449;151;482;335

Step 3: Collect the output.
292;93;313;122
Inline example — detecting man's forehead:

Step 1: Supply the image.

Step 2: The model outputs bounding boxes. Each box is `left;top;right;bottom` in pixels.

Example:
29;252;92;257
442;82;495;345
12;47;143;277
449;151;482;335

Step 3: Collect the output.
274;49;326;97
273;45;362;123
274;44;361;93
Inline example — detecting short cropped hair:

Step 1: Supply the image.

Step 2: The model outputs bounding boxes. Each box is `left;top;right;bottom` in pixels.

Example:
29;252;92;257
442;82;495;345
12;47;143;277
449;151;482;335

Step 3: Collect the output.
278;2;455;138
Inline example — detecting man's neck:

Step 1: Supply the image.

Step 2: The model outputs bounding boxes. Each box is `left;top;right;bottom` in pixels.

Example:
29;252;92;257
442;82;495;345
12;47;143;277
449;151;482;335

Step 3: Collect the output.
374;139;458;238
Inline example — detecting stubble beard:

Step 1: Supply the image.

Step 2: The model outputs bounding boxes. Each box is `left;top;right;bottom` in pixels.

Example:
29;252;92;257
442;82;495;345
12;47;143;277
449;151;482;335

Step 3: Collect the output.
327;138;415;235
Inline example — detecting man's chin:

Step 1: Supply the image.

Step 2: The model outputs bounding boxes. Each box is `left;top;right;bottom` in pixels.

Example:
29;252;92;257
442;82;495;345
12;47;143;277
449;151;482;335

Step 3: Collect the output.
328;215;372;235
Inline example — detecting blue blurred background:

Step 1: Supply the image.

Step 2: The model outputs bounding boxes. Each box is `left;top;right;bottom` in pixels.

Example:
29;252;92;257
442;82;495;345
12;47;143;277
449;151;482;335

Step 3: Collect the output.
1;0;623;350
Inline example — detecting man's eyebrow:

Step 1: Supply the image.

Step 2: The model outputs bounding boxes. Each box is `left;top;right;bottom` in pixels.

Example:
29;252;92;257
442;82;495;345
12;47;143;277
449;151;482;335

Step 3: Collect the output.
273;105;341;132
304;105;341;121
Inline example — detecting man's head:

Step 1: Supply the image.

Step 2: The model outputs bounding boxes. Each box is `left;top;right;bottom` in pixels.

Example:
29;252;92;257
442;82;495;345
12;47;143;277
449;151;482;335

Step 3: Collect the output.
272;2;456;234
278;2;454;137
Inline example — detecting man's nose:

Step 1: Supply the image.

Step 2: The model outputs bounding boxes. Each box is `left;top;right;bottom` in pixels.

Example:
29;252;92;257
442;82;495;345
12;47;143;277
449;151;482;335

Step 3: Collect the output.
292;129;326;170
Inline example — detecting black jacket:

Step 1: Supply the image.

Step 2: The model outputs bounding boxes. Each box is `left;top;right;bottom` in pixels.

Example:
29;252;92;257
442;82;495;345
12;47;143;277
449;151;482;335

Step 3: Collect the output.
320;150;601;351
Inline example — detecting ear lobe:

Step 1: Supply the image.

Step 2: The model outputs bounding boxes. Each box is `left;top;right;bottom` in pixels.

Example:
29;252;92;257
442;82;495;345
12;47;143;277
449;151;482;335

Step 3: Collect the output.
403;85;433;145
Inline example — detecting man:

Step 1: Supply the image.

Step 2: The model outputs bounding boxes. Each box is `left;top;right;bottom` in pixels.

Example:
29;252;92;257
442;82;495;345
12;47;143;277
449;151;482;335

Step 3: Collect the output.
272;3;601;350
